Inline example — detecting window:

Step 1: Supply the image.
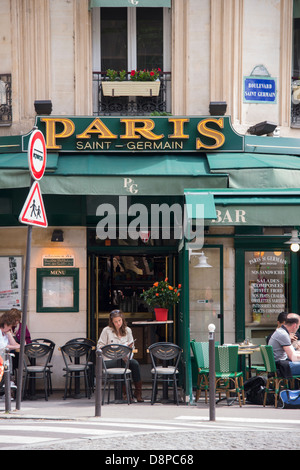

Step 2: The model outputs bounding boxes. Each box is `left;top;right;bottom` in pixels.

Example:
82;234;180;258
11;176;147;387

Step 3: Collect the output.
93;7;169;72
292;0;300;126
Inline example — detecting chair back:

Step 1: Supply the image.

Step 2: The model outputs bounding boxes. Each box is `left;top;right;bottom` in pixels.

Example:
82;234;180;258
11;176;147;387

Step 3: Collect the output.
149;342;182;369
190;340;208;369
100;344;132;364
24;342;52;368
61;342;92;368
215;345;239;373
66;337;95;347
260;345;277;373
33;338;55;361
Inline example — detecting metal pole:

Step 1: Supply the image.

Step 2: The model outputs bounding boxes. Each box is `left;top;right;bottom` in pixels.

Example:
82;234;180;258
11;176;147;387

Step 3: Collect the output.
15;224;32;410
208;323;216;421
4;348;11;413
95;349;102;417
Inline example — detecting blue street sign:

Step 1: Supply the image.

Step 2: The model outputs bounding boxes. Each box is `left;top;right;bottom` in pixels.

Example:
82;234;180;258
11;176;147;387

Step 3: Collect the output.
244;76;277;103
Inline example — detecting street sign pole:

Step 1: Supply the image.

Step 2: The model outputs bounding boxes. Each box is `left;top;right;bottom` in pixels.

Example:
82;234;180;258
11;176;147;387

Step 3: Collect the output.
16;129;47;410
15;210;33;410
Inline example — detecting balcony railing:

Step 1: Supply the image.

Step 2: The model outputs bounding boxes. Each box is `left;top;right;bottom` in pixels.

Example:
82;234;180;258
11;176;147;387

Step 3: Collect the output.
0;74;12;125
92;72;171;116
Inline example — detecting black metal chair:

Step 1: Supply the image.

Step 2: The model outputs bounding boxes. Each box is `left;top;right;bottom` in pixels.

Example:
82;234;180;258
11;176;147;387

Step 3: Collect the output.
66;338;96;392
100;344;133;405
148;342;182;405
32;338;55;394
60;341;92;399
23;342;53;401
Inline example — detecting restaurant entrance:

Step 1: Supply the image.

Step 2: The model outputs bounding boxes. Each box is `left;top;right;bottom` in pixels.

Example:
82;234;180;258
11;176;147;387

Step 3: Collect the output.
87;248;178;363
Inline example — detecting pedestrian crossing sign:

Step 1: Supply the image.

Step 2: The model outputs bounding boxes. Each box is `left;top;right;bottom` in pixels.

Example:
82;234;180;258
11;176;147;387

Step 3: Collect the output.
19;181;48;227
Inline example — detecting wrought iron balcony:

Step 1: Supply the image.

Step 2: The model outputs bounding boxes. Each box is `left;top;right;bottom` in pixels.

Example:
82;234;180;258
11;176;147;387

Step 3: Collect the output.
92;72;171;116
0;74;12;125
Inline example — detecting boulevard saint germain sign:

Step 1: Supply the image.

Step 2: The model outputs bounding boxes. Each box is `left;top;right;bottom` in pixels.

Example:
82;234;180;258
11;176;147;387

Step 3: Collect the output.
30;116;244;153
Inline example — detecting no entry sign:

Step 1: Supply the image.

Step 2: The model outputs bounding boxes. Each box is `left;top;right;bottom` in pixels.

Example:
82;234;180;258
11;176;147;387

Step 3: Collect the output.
28;129;47;180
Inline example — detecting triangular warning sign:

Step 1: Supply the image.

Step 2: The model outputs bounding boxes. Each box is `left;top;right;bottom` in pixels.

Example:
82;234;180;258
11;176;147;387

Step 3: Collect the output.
19;181;48;227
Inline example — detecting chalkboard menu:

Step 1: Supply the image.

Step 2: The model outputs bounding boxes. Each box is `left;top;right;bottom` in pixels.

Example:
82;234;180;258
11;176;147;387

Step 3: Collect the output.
245;252;289;325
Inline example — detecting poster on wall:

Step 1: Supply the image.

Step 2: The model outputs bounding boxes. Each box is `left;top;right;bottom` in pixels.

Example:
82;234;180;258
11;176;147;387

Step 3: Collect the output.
0;256;22;310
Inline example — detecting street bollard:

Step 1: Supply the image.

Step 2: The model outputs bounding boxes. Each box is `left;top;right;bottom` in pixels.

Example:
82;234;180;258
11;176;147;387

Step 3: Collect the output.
208;324;216;421
4;348;11;413
95;349;103;417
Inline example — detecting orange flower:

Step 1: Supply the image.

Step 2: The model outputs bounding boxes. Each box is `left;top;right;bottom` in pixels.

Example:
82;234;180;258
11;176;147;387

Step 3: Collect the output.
156;293;159;296
178;284;182;288
153;282;159;287
165;277;168;282
168;286;173;290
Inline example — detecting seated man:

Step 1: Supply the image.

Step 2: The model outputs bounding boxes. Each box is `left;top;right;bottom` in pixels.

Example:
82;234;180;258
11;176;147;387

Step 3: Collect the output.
266;311;287;344
269;313;300;376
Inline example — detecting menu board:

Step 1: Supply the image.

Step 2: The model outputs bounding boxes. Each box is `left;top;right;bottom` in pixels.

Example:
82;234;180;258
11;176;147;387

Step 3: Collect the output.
0;256;22;310
246;252;288;325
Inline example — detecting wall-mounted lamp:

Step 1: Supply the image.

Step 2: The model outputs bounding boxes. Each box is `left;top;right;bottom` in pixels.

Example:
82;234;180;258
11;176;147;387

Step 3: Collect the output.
247;120;277;136
284;229;300;252
34;100;52;115
194;251;212;268
51;229;64;242
209;101;227;116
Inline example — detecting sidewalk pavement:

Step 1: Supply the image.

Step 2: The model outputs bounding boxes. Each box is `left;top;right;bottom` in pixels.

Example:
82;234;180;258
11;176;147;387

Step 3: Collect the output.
1;390;299;423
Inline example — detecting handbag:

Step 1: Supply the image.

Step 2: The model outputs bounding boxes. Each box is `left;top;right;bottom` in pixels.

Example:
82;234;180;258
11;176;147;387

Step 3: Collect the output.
279;389;300;408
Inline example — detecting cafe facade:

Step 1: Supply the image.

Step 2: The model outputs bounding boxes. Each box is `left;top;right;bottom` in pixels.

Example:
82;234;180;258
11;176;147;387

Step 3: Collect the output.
0;0;300;400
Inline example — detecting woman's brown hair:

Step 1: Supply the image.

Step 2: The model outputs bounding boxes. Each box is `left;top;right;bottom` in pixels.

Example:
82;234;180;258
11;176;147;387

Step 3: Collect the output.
0;310;18;329
108;310;127;337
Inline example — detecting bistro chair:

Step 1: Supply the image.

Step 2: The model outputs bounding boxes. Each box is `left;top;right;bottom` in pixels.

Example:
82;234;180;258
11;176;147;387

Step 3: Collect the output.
60;341;92;399
215;345;245;407
148;342;182;405
100;344;133;405
22;342;53;401
259;345;290;407
66;338;96;392
190;340;209;403
32;338;55;394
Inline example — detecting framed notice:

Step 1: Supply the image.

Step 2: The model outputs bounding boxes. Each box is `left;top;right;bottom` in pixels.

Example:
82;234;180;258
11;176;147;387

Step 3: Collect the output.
36;268;79;313
0;256;23;311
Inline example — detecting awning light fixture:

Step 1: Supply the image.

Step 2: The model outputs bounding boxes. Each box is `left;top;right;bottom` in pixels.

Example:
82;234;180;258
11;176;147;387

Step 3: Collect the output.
284;229;300;252
194;251;212;268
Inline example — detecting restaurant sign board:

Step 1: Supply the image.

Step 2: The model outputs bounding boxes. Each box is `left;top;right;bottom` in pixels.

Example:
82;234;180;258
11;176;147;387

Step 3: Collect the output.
22;116;244;153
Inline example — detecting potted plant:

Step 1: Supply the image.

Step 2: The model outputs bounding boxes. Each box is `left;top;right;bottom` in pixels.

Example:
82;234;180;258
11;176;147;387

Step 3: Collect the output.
102;68;161;97
140;278;181;321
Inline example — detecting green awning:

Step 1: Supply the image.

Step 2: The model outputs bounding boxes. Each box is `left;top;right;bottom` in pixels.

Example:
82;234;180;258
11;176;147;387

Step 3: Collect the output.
245;135;300;155
187;189;300;226
207;153;300;170
90;0;171;7
207;152;300;189
54;153;212;176
184;190;217;219
0;153;58;171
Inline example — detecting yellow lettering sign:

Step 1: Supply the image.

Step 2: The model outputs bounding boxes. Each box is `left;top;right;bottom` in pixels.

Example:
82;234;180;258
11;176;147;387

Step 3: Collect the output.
76;118;117;140
196;118;225;150
41;118;75;150
120;119;164;140
168;118;190;139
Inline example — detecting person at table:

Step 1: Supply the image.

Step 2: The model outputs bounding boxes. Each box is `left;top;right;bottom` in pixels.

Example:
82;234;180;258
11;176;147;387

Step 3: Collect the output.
97;309;144;402
9;308;32;345
0;311;21;353
266;311;287;344
268;313;300;376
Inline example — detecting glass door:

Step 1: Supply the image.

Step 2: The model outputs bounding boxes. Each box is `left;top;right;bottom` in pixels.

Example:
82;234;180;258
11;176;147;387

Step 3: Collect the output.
188;246;223;344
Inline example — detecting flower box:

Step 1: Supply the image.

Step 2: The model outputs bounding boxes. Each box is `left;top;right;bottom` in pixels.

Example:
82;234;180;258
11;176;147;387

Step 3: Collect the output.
102;80;160;97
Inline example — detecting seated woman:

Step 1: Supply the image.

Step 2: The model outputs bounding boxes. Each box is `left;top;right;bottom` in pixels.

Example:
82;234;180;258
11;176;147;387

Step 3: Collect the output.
0;311;21;353
97;309;143;402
